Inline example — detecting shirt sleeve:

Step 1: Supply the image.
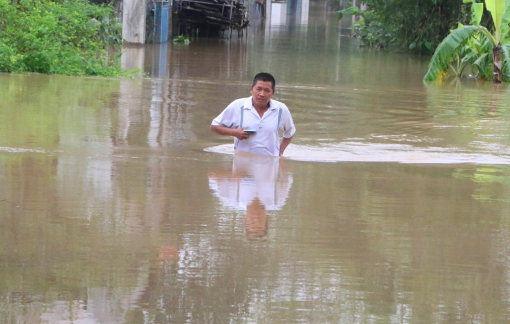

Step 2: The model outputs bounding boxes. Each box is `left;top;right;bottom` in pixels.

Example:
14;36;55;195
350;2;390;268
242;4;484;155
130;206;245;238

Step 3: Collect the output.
211;102;239;128
280;106;296;138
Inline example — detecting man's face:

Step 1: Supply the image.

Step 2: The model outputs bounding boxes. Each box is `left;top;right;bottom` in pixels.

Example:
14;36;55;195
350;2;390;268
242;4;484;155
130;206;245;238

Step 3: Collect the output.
250;80;274;108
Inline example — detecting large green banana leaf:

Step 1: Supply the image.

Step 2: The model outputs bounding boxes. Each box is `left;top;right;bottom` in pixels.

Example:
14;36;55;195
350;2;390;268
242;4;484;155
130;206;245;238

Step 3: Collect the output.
486;0;510;44
423;25;483;81
502;42;510;77
462;0;484;26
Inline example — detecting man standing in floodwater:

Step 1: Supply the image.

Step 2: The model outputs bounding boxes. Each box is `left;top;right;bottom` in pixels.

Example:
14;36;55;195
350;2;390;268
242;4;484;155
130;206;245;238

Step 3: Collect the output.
210;72;296;157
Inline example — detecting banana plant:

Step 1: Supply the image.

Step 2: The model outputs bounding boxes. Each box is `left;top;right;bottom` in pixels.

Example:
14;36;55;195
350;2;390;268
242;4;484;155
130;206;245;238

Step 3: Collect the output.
423;0;510;83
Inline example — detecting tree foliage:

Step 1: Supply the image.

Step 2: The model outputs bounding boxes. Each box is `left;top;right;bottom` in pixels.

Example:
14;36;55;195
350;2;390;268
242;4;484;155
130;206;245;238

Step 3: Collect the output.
423;0;510;83
0;0;124;76
340;0;471;54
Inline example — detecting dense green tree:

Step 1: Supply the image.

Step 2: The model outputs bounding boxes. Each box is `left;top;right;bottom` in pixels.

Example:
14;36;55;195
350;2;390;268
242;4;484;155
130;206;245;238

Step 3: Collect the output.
339;0;471;54
0;0;123;76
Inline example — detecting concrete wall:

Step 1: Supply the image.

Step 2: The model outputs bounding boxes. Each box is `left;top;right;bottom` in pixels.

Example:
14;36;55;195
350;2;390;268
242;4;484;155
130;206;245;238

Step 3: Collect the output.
122;0;147;44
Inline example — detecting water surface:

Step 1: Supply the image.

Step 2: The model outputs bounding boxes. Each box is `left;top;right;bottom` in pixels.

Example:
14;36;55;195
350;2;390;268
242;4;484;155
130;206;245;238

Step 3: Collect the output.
1;2;510;323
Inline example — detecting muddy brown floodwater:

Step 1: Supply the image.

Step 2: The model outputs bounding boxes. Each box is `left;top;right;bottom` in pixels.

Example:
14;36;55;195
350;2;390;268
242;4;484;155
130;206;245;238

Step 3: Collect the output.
2;2;510;323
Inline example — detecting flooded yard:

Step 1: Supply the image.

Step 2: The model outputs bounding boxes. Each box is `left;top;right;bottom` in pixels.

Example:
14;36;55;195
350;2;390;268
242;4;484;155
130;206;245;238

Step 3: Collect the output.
1;1;510;323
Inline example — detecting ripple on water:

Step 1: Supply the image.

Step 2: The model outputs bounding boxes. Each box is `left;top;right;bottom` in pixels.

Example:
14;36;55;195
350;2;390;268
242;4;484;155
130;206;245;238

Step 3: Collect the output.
205;142;510;165
0;147;46;154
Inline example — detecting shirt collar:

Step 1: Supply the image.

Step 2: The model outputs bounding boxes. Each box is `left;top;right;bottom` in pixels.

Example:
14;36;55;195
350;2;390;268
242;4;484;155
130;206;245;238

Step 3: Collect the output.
245;96;277;111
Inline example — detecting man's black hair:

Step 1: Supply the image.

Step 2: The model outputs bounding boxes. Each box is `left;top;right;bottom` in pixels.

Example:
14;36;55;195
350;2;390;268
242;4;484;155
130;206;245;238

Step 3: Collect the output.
252;72;276;91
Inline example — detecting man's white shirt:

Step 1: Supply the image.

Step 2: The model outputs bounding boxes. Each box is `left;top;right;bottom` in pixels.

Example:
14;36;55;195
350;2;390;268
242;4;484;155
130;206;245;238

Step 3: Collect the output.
212;97;296;156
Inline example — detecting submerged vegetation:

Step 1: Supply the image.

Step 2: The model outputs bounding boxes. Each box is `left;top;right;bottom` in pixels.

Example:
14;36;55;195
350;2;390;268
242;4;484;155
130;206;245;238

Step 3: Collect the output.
0;0;124;76
173;35;191;44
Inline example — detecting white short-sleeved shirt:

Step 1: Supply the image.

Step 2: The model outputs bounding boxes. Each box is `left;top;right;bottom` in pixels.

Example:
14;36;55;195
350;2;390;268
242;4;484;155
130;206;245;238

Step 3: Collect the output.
211;97;296;156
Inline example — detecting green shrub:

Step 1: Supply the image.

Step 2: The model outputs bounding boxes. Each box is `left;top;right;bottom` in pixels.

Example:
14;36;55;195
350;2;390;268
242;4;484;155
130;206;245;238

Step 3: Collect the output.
173;35;190;44
343;0;471;54
0;0;124;76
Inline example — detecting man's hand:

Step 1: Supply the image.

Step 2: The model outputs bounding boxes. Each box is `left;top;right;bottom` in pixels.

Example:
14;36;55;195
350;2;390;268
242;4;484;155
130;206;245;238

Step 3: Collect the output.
234;127;253;140
211;125;253;140
232;127;252;140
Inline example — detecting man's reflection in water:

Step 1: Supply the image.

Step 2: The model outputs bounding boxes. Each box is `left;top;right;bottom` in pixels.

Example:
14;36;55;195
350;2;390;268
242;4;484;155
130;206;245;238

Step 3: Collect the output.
209;151;293;240
245;197;268;238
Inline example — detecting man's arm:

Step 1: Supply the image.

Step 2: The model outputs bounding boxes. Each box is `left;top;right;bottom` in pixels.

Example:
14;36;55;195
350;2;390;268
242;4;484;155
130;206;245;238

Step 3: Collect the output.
278;106;296;157
279;136;293;156
210;125;251;140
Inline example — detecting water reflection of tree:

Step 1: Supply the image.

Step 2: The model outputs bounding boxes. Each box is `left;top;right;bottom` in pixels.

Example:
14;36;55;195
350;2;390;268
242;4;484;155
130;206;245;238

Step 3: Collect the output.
425;82;510;202
0;74;120;149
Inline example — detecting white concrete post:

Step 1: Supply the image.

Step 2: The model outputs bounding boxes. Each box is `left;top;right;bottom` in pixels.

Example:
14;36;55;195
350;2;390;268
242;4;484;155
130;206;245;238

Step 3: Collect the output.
265;0;271;28
122;0;147;44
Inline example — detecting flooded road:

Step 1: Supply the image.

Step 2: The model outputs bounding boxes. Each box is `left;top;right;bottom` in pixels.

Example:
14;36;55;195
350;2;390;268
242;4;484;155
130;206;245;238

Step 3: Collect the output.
2;2;510;323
